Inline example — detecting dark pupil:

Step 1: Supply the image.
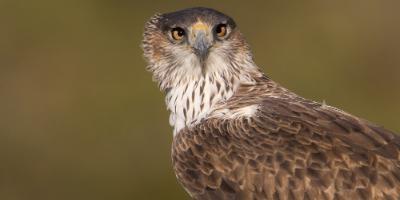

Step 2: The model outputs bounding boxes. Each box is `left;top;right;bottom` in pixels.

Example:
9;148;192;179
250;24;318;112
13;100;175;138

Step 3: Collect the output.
173;28;184;36
216;24;225;33
177;30;184;36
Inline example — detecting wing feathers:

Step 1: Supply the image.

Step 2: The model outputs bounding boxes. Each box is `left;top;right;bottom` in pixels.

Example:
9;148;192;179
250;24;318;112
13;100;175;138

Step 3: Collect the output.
172;81;400;200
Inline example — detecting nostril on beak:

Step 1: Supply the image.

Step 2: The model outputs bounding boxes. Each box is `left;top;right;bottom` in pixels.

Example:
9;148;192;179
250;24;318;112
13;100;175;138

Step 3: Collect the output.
192;32;212;63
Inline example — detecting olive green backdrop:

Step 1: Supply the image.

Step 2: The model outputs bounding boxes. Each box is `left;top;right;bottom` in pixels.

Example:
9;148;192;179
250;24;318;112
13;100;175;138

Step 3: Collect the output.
1;1;399;199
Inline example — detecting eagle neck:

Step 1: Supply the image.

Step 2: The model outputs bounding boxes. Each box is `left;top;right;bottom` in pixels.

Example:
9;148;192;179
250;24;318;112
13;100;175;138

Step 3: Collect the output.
165;72;244;135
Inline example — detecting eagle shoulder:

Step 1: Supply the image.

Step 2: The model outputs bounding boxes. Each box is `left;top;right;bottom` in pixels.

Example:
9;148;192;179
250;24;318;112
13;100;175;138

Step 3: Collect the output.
172;83;400;200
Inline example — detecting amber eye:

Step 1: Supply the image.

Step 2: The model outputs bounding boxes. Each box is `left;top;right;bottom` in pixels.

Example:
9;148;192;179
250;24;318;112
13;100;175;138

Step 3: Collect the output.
215;24;227;38
171;27;185;40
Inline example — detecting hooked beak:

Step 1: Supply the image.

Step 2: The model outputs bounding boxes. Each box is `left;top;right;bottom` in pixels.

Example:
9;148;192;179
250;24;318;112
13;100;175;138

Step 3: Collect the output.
190;22;213;64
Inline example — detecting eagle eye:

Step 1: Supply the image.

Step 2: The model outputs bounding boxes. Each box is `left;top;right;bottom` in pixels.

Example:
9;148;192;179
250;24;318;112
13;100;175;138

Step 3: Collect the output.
171;27;185;40
215;24;227;38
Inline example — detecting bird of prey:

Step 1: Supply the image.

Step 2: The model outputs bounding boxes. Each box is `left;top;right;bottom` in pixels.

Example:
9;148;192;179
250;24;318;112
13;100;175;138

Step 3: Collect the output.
142;7;400;200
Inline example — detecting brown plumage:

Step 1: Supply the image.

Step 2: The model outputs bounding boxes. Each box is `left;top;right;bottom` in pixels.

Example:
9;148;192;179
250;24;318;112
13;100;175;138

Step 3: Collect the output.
142;7;400;200
173;77;400;199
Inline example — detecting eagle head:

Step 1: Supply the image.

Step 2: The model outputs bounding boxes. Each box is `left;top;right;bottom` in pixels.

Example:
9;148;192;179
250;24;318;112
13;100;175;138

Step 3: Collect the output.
142;7;260;91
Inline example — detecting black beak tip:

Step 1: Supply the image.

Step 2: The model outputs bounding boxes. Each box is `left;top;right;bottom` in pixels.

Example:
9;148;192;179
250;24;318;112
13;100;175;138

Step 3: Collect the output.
194;47;210;63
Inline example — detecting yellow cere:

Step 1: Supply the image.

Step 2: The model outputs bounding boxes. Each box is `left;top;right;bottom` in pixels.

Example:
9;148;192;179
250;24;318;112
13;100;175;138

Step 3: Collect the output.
192;21;209;31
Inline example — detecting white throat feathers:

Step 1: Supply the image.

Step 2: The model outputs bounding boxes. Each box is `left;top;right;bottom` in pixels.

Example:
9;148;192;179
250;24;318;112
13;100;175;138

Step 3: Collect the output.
142;12;263;135
165;55;259;135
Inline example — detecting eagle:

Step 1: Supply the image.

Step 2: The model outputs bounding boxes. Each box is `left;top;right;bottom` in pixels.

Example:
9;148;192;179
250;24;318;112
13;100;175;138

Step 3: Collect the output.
142;7;400;200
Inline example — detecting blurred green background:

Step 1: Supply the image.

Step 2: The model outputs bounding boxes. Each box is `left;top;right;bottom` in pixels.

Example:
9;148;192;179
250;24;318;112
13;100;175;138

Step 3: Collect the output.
1;1;399;199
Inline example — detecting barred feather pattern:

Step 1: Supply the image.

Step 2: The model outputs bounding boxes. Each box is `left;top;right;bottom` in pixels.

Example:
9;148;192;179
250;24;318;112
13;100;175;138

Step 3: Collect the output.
142;13;263;134
142;8;400;200
172;77;400;200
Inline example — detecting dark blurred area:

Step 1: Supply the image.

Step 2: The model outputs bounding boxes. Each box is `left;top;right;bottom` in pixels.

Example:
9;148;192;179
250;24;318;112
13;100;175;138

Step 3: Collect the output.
0;1;399;199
